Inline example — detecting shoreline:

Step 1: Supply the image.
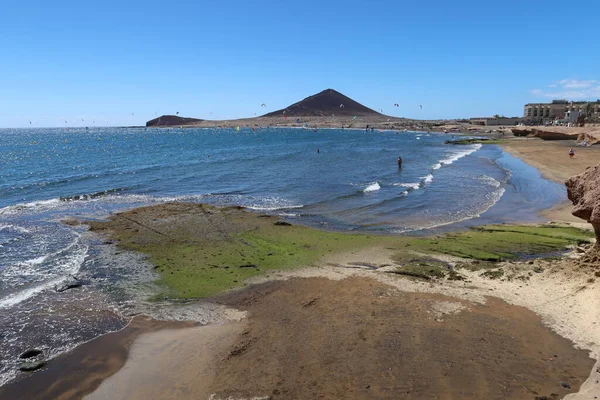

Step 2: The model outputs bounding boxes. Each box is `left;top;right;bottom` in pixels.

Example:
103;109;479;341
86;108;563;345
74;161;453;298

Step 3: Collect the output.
2;137;600;399
0;317;197;400
498;137;600;224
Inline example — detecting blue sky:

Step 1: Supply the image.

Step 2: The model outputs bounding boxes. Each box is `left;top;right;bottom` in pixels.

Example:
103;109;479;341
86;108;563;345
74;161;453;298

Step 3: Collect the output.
1;0;599;127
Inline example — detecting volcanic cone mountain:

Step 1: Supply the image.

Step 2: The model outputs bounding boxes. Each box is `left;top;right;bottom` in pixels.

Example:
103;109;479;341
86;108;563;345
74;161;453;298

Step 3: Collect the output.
263;89;381;117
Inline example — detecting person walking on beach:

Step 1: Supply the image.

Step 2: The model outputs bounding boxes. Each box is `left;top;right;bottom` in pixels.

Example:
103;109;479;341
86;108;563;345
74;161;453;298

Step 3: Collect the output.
569;148;575;158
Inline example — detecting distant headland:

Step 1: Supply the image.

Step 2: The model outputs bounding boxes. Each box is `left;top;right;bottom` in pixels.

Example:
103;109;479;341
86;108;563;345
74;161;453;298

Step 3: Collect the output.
146;89;407;129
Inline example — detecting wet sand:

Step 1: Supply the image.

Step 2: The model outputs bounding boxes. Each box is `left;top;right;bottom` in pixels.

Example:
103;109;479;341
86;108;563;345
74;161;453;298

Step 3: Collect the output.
86;323;244;400
2;137;600;399
500;138;600;185
500;138;600;224
0;317;195;400
72;277;594;400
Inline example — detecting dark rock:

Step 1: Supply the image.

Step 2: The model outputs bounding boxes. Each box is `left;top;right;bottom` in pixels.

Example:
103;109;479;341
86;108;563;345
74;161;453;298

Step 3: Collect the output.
56;279;83;293
19;349;42;359
561;382;571;389
19;360;46;372
566;163;600;245
274;221;292;226
239;264;259;269
146;115;204;127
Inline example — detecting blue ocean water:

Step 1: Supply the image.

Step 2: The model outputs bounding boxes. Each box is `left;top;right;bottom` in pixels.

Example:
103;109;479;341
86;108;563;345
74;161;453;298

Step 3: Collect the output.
0;127;566;385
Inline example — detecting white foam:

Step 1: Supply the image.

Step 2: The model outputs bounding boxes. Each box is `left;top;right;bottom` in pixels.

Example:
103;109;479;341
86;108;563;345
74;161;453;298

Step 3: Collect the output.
0;224;29;234
421;174;434;184
21;254;49;266
363;182;381;192
394;182;421;190
247;205;303;211
0;198;62;216
478;174;502;188
0;243;88;309
432;143;482;170
391;186;506;234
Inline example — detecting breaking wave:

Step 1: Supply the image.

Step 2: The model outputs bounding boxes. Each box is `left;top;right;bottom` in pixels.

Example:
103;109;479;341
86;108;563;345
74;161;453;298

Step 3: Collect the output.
433;144;482;170
363;182;381;193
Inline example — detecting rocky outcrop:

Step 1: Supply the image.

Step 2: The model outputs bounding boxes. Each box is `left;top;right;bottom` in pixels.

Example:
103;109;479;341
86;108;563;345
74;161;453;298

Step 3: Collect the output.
531;129;578;140
146;115;204;127
577;131;600;145
511;128;530;137
566;163;600;248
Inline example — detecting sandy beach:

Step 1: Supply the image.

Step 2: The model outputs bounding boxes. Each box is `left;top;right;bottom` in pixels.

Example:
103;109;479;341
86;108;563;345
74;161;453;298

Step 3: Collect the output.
499;137;600;224
2;137;599;400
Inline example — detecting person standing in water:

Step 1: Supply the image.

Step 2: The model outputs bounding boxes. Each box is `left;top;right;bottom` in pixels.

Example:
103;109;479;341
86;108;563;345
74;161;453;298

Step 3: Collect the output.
397;156;403;168
569;148;575;158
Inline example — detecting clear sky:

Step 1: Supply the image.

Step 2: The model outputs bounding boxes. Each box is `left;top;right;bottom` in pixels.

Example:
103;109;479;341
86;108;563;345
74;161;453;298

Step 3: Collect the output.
1;0;599;127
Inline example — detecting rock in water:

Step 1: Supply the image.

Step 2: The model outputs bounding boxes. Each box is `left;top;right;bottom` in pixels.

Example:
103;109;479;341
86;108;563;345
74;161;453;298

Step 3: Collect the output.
56;279;83;293
566;163;600;242
274;221;292;226
19;360;46;372
19;349;43;359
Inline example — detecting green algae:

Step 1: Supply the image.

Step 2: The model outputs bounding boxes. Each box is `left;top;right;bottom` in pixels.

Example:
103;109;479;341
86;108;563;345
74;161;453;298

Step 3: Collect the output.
403;225;593;262
88;204;594;299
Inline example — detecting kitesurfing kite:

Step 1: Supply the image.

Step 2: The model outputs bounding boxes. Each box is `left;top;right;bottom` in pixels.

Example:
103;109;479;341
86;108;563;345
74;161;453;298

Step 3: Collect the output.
340;104;345;108
379;109;384;113
29;121;32;124
394;103;399;107
419;105;423;109
261;104;266;107
176;111;180;115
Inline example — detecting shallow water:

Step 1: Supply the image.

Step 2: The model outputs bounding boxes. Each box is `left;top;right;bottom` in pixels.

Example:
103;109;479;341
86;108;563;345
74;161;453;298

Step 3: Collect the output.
0;127;565;385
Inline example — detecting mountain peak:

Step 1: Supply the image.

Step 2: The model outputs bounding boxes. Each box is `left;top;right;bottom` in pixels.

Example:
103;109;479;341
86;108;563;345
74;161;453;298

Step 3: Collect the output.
263;89;381;117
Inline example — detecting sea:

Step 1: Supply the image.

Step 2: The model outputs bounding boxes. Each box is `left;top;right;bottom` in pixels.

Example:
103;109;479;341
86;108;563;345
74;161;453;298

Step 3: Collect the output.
0;126;566;385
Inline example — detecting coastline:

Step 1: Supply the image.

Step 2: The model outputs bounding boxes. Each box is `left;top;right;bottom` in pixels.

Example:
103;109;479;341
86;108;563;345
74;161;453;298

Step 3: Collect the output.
498;137;600;224
2;137;600;399
0;317;197;400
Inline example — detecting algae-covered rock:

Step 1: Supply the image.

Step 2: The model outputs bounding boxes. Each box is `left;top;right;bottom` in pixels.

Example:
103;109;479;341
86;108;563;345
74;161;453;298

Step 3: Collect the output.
19;360;46;372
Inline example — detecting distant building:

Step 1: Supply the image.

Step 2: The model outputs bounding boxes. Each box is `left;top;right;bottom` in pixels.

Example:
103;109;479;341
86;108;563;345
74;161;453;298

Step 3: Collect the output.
470;117;523;126
523;99;600;122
